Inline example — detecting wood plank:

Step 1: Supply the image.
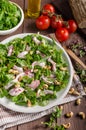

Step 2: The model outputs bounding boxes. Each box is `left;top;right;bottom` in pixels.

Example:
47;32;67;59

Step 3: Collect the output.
1;0;86;130
57;97;86;130
17;97;86;130
6;126;17;130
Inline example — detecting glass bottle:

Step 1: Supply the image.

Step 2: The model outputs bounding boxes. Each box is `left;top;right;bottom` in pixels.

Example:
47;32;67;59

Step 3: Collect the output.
27;0;41;18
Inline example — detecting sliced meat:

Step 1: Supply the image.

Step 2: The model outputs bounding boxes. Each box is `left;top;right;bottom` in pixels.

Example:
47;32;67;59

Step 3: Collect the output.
28;80;40;90
9;87;24;96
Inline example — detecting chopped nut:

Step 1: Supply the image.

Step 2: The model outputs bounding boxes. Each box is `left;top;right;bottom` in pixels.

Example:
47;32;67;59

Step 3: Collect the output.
68;88;80;96
36;89;41;97
68;88;75;94
33;69;38;73
27;100;32;107
59;105;63;110
30;50;33;55
73;90;80;96
23;66;28;71
75;98;81;105
78;112;85;119
9;69;19;74
65;111;73;118
60;67;67;71
43;84;48;89
43;65;51;69
18;76;23;81
63;123;71;129
15;82;20;88
54;80;61;85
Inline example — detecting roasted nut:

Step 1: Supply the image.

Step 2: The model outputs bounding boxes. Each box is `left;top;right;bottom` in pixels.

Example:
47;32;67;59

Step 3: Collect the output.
84;87;86;93
18;76;23;81
9;69;19;74
59;105;63;110
54;80;61;85
78;112;85;119
60;67;67;71
36;89;41;97
30;50;33;55
43;84;48;89
68;88;75;94
15;82;20;88
33;69;38;73
73;90;80;96
43;65;51;69
75;98;81;105
63;123;71;129
23;66;28;71
47;66;51;70
68;88;80;96
27;100;32;107
65;111;73;118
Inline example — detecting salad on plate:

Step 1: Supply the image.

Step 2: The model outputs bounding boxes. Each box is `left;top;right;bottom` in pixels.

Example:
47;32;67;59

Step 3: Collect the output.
0;34;69;107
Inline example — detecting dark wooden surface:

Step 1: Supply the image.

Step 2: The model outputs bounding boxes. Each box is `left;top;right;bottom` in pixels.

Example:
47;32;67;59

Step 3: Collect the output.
0;0;86;130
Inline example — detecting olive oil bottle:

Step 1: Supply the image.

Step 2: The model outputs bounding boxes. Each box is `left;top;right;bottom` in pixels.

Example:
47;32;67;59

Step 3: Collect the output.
27;0;41;18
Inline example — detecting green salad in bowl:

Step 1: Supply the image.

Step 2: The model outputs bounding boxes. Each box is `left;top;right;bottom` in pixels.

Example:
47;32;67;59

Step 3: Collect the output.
0;33;73;113
0;0;24;35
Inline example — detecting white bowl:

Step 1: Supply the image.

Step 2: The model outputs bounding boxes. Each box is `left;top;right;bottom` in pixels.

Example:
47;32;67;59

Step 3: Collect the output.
0;2;24;35
0;33;73;113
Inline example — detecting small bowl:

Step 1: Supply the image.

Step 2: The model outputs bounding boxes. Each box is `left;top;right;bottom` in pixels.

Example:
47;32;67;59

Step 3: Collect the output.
0;2;24;35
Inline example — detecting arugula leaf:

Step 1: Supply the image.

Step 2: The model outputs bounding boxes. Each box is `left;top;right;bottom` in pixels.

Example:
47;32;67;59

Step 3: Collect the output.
42;107;65;130
0;0;21;30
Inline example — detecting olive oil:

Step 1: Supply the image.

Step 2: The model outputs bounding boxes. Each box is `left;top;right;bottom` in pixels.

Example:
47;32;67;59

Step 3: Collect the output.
27;0;41;18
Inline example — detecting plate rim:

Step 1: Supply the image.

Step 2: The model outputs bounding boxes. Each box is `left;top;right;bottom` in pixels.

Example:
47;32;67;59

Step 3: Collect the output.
0;33;73;113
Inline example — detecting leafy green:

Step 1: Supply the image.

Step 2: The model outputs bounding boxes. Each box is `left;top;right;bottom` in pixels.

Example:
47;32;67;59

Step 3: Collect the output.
42;107;65;130
0;34;69;107
0;0;21;30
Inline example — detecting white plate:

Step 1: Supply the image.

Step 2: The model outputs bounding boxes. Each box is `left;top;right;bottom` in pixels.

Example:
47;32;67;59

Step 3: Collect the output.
0;33;73;113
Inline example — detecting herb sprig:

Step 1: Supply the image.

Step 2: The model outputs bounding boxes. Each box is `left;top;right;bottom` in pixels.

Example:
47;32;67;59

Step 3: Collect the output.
42;107;65;130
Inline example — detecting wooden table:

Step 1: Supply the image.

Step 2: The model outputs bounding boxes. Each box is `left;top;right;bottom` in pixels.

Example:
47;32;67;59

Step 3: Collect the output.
0;0;86;130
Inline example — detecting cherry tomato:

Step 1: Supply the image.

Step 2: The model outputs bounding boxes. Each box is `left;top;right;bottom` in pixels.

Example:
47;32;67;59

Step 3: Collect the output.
36;15;50;30
66;20;77;33
42;4;55;16
51;15;63;29
55;27;69;42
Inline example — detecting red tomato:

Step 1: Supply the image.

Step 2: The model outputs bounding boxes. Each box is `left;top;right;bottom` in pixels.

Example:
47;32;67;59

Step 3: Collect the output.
36;15;50;30
51;15;63;29
42;4;55;16
55;27;69;42
66;20;77;33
